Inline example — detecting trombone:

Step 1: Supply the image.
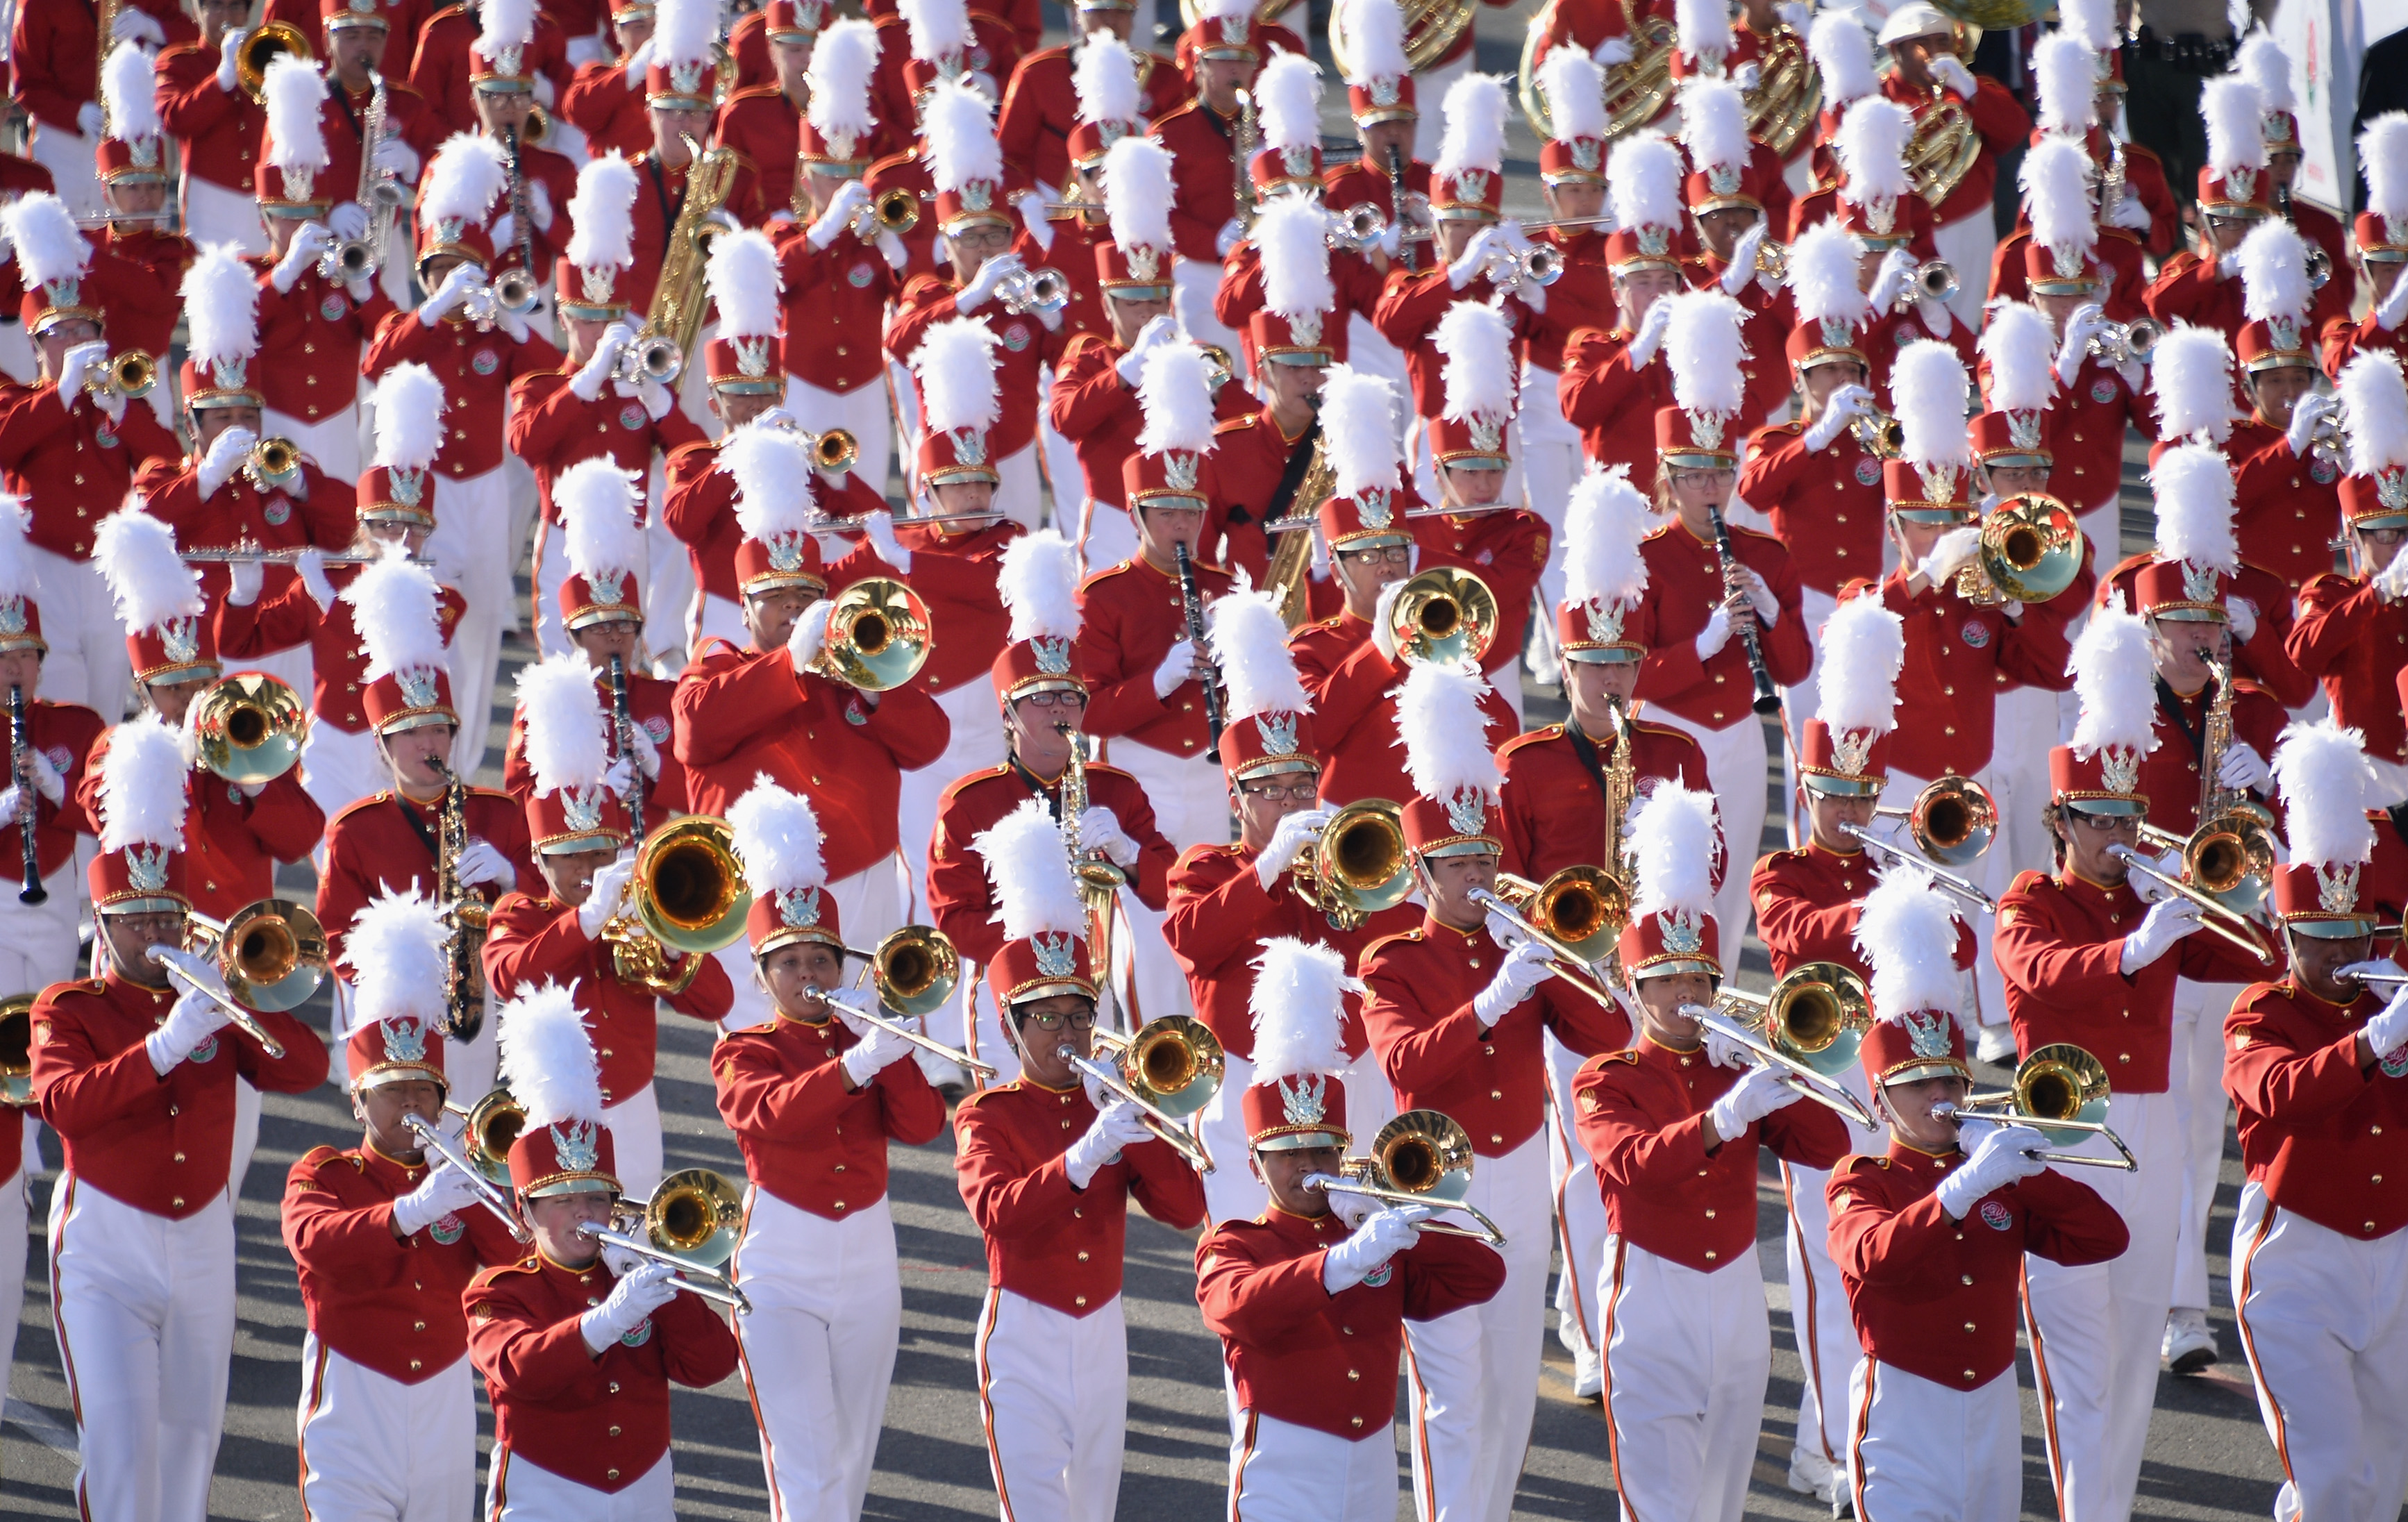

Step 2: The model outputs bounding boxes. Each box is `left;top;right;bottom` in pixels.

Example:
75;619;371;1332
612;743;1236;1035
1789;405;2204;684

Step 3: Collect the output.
1689;962;1879;1128
1305;1110;1508;1248
1871;774;1996;868
1063;1014;1224;1173
1387;566;1498;669
598;817;754;994
821;925;998;1081
191;672;306;785
1839;826;1997;913
1466;868;1630;1014
0;993;31;1107
578;1168;753;1314
147;896;334;1060
445;1085;528;1186
400;1112;532;1241
1287;798;1412;932
2134;805;2279;923
1931;1044;2137;1171
2104;845;2275;964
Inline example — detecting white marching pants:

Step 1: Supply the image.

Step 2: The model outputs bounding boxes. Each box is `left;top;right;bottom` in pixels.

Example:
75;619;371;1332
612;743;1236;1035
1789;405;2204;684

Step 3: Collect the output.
644;516;697;673
1519;362;1581;637
26;547;132;719
1880;765;2014;1029
1103;739;1226;1022
733;1189;903;1522
995;442;1045;533
0;853;87;989
975;1287;1130;1522
0;319;33;385
1782;1152;1877;1473
601;1080;664;1203
1778;586;1840;846
428;468;512;774
1173;262;1241;361
785;377;896;502
2023;1087;2183;1522
48;1176;237;1522
2170;978;2245;1312
717;859;909;1036
488;1449;674;1521
888;357;922;502
1543;1030;1605;1382
301;724;386;827
1037;367;1082;522
298;1339;477;1522
183;178;270;257
27;123;103;218
1404;1132;1550;1522
1990;683;2062;976
2232;1182;2408;1522
268;401;364;484
1848;1358;2023;1522
1598;1235;1770;1522
0;1159;26;1404
1648;708;1771;953
1193;1051;1397;1223
1931;210;1996;332
1230;1410;1398;1522
694;591;748;655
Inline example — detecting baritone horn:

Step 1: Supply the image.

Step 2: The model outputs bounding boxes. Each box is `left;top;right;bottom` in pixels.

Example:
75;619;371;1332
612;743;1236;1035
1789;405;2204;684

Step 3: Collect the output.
1933;1044;2138;1170
236;20;312;101
85;349;156;401
1695;963;1878;1128
1068;1015;1223;1173
810;578;932;692
580;1169;753;1314
1287;798;1412;932
1387;566;1498;669
599;817;753;993
1954;493;2081;607
0;993;32;1106
191;672;306;785
1304;1110;1508;1246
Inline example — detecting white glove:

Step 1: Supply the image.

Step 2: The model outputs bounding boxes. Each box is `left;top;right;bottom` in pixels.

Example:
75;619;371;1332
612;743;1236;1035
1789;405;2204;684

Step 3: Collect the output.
112;8;165;45
1215;218;1244;258
1255;806;1332;887
636;374;672;419
2055;301;2109;387
1115;313;1176;383
217;30;248;91
955;251;1020;312
1375;218;1404;260
371;137;420;183
1867;248;1916;313
1934;1122;2048;1218
1446;226;1500;291
579;1259;680;1353
1721;222;1768;295
1064;1099;1155;1187
1915;525;1983;587
577;854;637;938
2286;392;2338;459
1327;1185;1378;1228
2377;550;2408;603
0;785;28;828
840;1022;915;1087
418;262;482;327
1076;805;1141;868
21;747;63;806
624;35;656;78
1733;60;1763;90
1018;194;1055;252
2217;739;2271;793
1472;937;1553;1027
226;557;264;608
1152;638;1199;700
2118;895;2203;972
1322;1205;1430;1292
2127;844;2184;903
328;200;371;242
197;426;256;497
528;179;553;231
1739;567;1779;621
876;230;909;269
1694;603;1734;660
808;178;872;251
1914;294;1955;337
1930;55;1978;99
571;321;636;401
1702;1025;1754;1070
2379;272;2408;333
2365;982;2408;1057
1625;296;1675;367
146;969;235;1074
1591;35;1636;65
1802;384;1873;453
495;302;533;344
786;599;835;674
2111;192;2155;232
453;837;516;891
1370;580;1403;663
2227;596;2257;644
1705;1064;1802;1139
490;212;518;253
273;222;335;293
391;1160;486;1236
860;508;912;574
76;102;105;139
55;340;106;401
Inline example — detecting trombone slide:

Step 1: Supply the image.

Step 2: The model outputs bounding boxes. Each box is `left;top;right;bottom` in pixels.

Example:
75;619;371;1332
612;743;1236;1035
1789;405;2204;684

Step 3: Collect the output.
1932;1104;2139;1171
145;949;287;1060
574;1223;753;1314
821;992;998;1082
1837;825;1997;912
2104;846;2274;964
1463;886;1628;1015
1688;1007;1879;1129
1060;1048;1216;1173
401;1113;533;1241
1302;1173;1507;1247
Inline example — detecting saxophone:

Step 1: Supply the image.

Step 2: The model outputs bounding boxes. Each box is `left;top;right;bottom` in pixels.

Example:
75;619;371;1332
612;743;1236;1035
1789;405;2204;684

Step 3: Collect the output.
1232;89;1260;228
432;760;490;1043
1054;723;1125;990
2098;137;2128;226
1262;431;1334;628
1604;699;1637;880
635;135;742;383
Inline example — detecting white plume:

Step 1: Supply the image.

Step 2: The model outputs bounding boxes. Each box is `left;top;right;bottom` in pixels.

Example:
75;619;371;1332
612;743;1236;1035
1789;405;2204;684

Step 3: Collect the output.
1816;595;1905;735
1103;135;1176;253
1628;780;1720;919
2058;0;2118;51
2234;29;2295;117
1211;589;1312;720
1675;0;1734;65
94;714;187;855
346;547;449;682
2066;596;2160;758
1809;10;1878;107
1;195;87;290
497;980;603;1129
1664;290;1750;416
1257;194;1335;319
1541;49;1609;145
1679;76;1752;172
1396;663;1500;805
1320;365;1403;497
911;317;1001;435
2021;135;2098;254
807;19;882;142
1339;0;1412;83
652;0;721;69
728;775;828;896
1787;218;1869;326
1563;465;1651;608
102;40;161;141
1137;344;1219;455
973;796;1089;939
2361;114;2408;226
1835;97;1914;205
1073;33;1143;126
1249;939;1360;1083
371;362;448;470
2234;218;2311;323
2203;75;2266;176
558;458;646;587
923;78;1002;193
181;243;259;369
2149;443;2239;571
565;152;639;269
343;891;454;1029
2341;350;2408;475
1433;72;1509;178
1256;50;1323;151
93;506;201;633
515;653;612;796
901;0;971;62
2030;32;2101;136
1855;866;1964;1023
0;496;41;609
419;132;511;232
2149;324;2239;440
1980;303;2062;413
482;0;537;49
2272;717;2380;869
720;423;819;542
261;53;328;176
1435;300;1518;424
705;227;785;341
997;529;1082;643
1608;132;1686;233
1891;339;1972;469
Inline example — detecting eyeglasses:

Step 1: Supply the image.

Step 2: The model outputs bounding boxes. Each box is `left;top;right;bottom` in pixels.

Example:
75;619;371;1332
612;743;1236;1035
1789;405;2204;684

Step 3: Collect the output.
1016;690;1087;709
1339;545;1412;566
1239;782;1318;801
1020;1008;1099;1031
2069;811;2141;833
1669;467;1737;488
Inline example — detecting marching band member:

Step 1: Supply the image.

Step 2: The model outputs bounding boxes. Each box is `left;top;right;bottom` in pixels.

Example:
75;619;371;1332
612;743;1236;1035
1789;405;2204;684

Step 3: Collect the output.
0;500;105;988
1212;50;1349;370
2233;31;2349;306
1996;598;2270;1522
411;0;574;140
892;0;1023;111
1867;4;2027;328
459;0;582;276
1557;131;1684;490
153;1;273;253
1989;37;2151;314
317;546;531;1098
708;0;813;222
1323;0;1421;417
1789;94;1957;390
33;712;328;1522
956;796;1207;1519
484;652;734;1198
1575;779;1848;1522
8;0;185;219
284;891;521;1522
467;980;741;1519
1167;587;1414;1217
1498;462;1714;1399
310;0;447;306
2289;352;2408;785
92;42;197;392
997;3;1182;213
1678;74;1795;430
2328;113;2408;376
2225;717;2408;1522
2213;219;2351;599
559;0;663;160
715;778;947;1521
928;529;1175;1080
1361;660;1630;1522
1831;867;2127;1522
1197;936;1504;1521
1151;0;1301;355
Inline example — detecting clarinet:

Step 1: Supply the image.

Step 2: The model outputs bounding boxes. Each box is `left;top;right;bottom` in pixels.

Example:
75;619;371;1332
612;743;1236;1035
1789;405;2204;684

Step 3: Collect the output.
608;653;647;840
1173;540;1225;748
1706;500;1783;716
10;685;42;905
1386;142;1418;272
503;122;535;283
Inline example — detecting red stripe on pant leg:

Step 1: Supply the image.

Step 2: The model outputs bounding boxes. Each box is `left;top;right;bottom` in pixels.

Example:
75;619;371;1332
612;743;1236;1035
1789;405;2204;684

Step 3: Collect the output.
1596;1239;1644;1522
296;1341;333;1521
974;1287;1019;1521
1781;1161;1834;1465
1230;1410;1258;1522
2021;1262;2068;1519
2231;1203;2298;1488
1848;1358;1878;1522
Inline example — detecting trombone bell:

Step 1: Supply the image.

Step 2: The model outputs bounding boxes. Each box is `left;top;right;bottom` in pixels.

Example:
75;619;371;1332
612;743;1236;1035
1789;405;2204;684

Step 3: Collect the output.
1956;493;2081;608
1303;799;1412;926
1119;1015;1226;1121
1495;866;1630;962
639;1168;745;1267
0;993;32;1107
461;1086;528;1186
192;898;330;1014
866;925;959;1017
633;816;753;955
192;672;307;786
1387;566;1498;669
237;21;313;102
1875;774;1996;868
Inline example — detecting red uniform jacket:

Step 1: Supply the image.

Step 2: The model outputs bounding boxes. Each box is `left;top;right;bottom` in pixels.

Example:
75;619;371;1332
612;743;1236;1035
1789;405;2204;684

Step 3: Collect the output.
2228;426;2346;596
1752;841;1978;985
926;762;1175;970
1416;508;1550;685
0;383;182;560
673;639;951;878
1074;553;1233;761
1558;325;1673;484
655;438;894;610
1219;242;1385;382
32;969;326;1219
1162;841;1418;1062
996;45;1186;196
1497;719;1716;885
9;0;192;133
2143;246;2350;343
1050;333;1147;513
137;459;358;616
501;669;692;819
955;1076;1207;1316
465;1253;739;1493
1522;231;1619;378
2133;675;2289;839
505;371;708;527
362;315;562;479
1196;1204;1503;1439
714;1012;947;1218
710;85;803;219
408;6;575;137
2;698;104;881
317;789;540;967
1851;565;2081;780
1735;420;1889;598
776;221;905;396
1994;867;2271;1093
254;260;398;427
155;40;268;194
2323;308;2408;380
220;567;470;732
2288;574;2408;768
1828;1138;2127;1387
2225;980;2408;1240
885;262;1064;463
1989;224;2150;322
892;518;1023;696
72;735;325;923
99;230;197;357
482;892;732;1103
1369;267;1537;425
1206;406;1341;592
1573;1037;1849;1269
283;1141;525;1383
1634;519;1814;730
1151;94;1294;264
560;57;654;162
1287;609;1519;809
1360;914;1631;1157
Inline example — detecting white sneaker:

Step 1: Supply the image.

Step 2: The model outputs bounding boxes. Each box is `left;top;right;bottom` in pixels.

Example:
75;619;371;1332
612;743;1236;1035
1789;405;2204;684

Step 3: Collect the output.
2163;1306;2218;1373
1975;1025;2018;1064
1788;1446;1838;1500
1571;1347;1602;1400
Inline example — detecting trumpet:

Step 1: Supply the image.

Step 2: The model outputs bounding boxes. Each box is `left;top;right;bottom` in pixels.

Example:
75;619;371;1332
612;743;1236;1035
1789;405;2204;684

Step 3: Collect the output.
245;435;303;487
319;233;378;284
1468;868;1630;1014
1064;1015;1224;1173
1328;202;1388;252
83;349;156;401
612;331;685;385
191;672;306;785
1953;493;2082;608
449;1085;528;1185
1894;258;1957;312
2087;317;2163;367
1932;1043;2138;1170
1839;826;1998;913
2307;243;2333;290
579;1169;753;1314
851;185;923;237
996;265;1070;317
806;578;933;692
809;428;858;474
1305;1110;1508;1247
400;1112;532;1240
1287;798;1412;932
819;925;998;1081
235;19;312;102
145;897;334;1061
1871;774;1996;868
2307;410;2349;465
0;993;31;1106
1387;565;1498;669
598;817;754;994
1479;242;1562;287
1692;962;1879;1128
1850;410;1905;459
2105;844;2275;964
463;269;538;329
